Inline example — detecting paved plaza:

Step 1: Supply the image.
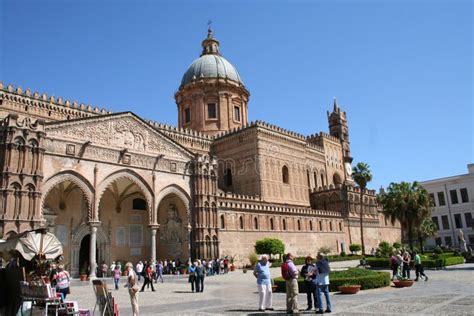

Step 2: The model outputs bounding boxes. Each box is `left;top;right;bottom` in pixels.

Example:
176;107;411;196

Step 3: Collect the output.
66;261;474;315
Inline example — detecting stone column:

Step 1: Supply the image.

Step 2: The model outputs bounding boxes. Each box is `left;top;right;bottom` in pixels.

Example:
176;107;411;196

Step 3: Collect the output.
89;222;100;279
150;224;159;263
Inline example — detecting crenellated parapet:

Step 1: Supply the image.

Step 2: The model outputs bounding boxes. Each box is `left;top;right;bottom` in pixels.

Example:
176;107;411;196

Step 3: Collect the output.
0;82;112;122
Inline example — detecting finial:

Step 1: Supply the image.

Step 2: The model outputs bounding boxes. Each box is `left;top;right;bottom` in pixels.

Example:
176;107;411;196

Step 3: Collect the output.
207;20;213;39
333;97;338;112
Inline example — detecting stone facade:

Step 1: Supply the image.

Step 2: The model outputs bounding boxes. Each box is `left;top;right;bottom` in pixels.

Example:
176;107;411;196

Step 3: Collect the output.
0;29;400;274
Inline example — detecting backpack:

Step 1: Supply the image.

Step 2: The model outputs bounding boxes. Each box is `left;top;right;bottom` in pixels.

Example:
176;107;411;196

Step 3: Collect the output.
390;256;397;267
281;262;290;280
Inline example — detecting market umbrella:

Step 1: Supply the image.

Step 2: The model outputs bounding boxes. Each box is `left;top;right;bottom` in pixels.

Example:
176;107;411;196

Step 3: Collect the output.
0;229;63;261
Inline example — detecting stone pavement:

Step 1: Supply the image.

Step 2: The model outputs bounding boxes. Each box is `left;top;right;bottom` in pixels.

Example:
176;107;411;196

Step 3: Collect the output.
66;262;474;315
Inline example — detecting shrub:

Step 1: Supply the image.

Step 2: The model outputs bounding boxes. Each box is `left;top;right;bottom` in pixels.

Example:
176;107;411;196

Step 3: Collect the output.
340;251;346;257
376;241;393;258
392;241;401;250
272;268;390;292
254;238;285;256
366;257;390;268
248;252;259;267
318;246;331;255
433;246;444;254
444;256;464;266
349;244;362;254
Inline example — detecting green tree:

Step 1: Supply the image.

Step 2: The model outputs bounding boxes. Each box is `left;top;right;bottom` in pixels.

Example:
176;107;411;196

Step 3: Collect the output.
352;162;373;254
392;241;402;250
349;244;362;254
417;218;437;253
376;241;394;257
254;238;285;257
378;181;432;251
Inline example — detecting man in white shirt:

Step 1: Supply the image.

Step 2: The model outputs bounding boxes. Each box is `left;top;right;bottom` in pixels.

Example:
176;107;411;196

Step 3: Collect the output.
136;261;144;282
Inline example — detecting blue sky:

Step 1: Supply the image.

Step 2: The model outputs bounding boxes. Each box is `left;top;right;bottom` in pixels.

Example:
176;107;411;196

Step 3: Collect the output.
1;0;472;189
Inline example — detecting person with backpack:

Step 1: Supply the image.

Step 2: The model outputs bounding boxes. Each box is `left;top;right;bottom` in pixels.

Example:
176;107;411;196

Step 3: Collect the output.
315;253;332;314
300;256;317;311
413;251;428;281
253;255;274;312
282;253;299;314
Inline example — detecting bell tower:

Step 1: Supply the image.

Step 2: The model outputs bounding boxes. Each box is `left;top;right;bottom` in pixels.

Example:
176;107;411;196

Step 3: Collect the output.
328;97;352;162
175;27;250;136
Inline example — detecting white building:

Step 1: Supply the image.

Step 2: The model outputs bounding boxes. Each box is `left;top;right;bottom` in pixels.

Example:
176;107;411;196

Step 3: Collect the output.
420;164;474;249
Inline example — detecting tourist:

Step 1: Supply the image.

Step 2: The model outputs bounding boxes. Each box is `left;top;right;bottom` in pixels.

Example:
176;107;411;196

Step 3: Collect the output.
136;261;143;282
110;261;116;277
315;253;332;314
300;256;317;311
49;263;58;287
164;260;168;274
195;260;205;292
253;255;273;311
390;252;399;281
125;262;139;316
140;264;155;292
155;261;164;283
207;259;213;276
396;251;403;278
402;251;411;279
282;253;299;314
413;251;428;281
171;260;176;274
100;261;108;278
113;265;122;290
223;257;229;274
214;258;220;275
116;261;122;272
188;261;197;292
54;264;71;301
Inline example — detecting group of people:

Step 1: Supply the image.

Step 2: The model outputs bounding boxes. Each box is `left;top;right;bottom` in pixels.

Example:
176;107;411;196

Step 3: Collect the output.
252;253;332;314
390;250;429;281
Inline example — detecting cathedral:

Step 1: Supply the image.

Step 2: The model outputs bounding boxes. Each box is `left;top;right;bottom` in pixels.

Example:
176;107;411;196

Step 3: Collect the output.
0;28;400;276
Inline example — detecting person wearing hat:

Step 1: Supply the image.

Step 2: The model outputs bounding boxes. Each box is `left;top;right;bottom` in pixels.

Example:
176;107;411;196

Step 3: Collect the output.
300;256;317;311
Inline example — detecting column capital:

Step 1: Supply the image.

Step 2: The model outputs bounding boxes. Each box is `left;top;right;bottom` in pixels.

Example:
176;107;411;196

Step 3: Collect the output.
148;224;160;230
89;221;101;228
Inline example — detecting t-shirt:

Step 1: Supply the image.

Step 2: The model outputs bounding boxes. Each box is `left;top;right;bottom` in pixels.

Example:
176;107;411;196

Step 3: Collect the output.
113;268;122;279
254;261;271;285
287;260;298;279
415;254;421;265
55;270;70;290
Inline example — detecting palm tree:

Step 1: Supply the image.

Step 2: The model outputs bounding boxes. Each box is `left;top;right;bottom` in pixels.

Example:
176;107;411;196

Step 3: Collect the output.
352;162;373;254
378;181;432;251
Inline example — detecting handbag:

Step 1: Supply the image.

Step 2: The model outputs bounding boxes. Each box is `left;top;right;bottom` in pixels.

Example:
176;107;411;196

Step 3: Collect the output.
131;284;139;293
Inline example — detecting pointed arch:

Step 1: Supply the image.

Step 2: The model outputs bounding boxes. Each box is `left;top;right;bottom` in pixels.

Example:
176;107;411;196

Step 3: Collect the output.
41;170;94;218
155;184;192;225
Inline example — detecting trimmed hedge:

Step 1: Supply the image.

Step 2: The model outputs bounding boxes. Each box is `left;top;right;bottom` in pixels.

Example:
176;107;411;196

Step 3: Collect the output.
366;255;465;269
273;268;390;292
270;255;364;266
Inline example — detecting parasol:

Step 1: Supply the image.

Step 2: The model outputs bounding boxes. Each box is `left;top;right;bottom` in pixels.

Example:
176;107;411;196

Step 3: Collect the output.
0;229;63;261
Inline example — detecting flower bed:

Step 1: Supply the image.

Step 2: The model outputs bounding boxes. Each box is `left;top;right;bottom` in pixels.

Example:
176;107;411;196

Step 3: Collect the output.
272;268;390;293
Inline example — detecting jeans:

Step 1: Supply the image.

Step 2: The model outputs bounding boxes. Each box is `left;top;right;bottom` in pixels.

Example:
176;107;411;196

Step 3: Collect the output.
114;278;120;290
140;277;155;291
402;263;411;279
415;264;426;279
316;284;332;312
195;275;205;292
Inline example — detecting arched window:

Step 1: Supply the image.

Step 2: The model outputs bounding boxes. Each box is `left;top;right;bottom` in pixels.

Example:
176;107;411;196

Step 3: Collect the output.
283;219;287;231
329;221;333;231
306;170;311;188
132;198;147;210
333;173;342;185
339;222;343;231
319;221;323;231
314;172;318;188
310;221;313;231
220;214;225;229
254;217;259;230
224;168;233;186
321;174;325;186
270;218;274;230
297;220;301;231
239;216;244;229
282;166;289;184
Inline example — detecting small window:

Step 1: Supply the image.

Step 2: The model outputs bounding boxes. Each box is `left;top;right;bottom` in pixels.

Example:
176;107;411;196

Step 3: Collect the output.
321;174;325;186
329;221;333;231
441;215;450;230
309;221;313;231
207;103;217;119
429;193;436;207
444;236;452;246
270;218;274;230
437;192;446;206
234;106;241;121
184;108;191;123
282;166;289;184
239;216;244;229
297;220;301;231
454;214;463;228
460;188;469;203
432;216;440;230
132;198;147;210
254;217;259;230
220;215;225;229
464;212;472;228
450;190;458;204
314;172;318;188
306;170;311;188
339;222;342;231
224;168;233;186
283;219;287;231
319;221;323;231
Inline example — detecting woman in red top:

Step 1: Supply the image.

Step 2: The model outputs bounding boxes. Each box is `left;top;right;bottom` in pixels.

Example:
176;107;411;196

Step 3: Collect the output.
139;264;155;292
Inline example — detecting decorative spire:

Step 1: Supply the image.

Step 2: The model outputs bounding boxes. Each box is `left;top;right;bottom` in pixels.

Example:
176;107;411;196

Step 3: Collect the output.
333;97;339;112
201;22;220;56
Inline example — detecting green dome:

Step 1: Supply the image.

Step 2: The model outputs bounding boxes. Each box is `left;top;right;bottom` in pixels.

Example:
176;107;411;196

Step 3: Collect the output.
181;54;243;86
